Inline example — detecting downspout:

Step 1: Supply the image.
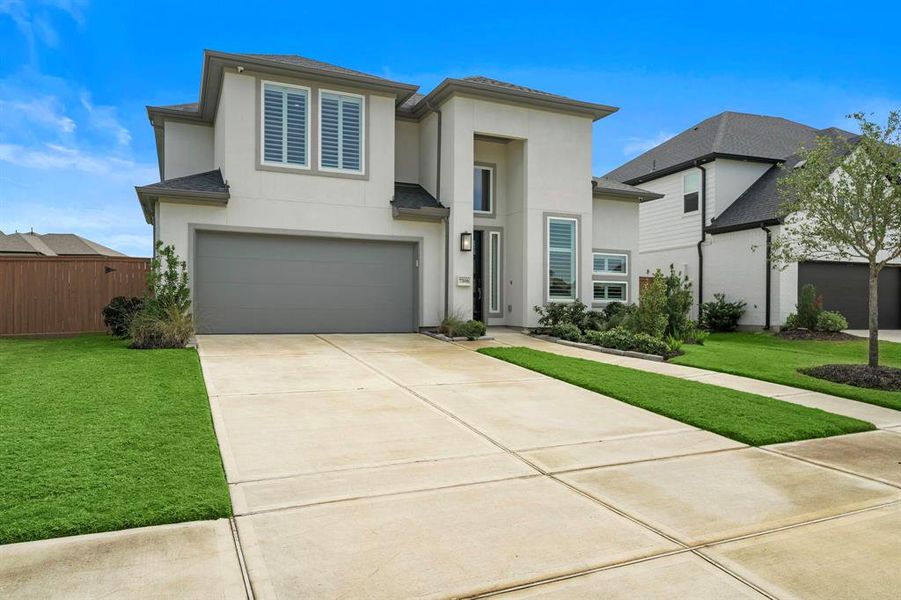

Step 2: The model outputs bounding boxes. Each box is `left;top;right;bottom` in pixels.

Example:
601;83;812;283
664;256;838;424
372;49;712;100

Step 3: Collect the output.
695;163;707;313
760;223;772;330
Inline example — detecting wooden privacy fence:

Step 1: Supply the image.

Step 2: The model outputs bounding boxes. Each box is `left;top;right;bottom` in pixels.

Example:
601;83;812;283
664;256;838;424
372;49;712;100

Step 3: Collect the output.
0;257;151;336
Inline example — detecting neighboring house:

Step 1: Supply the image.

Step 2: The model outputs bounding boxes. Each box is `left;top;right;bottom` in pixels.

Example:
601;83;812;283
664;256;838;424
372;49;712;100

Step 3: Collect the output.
0;231;125;257
603;112;901;329
136;50;656;334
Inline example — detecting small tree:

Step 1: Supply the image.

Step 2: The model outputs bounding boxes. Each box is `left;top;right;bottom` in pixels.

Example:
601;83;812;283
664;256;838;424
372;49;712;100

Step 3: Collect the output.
774;111;901;367
147;240;191;313
662;264;694;338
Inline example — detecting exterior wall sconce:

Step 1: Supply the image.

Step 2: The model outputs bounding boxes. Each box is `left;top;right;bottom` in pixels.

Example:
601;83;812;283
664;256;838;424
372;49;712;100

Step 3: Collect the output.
460;231;473;252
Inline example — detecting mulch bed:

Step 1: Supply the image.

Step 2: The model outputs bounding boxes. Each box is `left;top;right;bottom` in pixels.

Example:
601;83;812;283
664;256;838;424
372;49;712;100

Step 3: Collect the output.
799;364;901;391
778;330;860;341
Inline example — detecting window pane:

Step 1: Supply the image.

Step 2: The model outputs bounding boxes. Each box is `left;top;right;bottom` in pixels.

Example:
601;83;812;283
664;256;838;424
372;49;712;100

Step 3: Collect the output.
683;191;699;213
683;171;700;194
285;91;307;165
594;282;627;301
593;253;627;274
341;97;362;171
548;218;576;300
474;167;491;212
489;232;500;313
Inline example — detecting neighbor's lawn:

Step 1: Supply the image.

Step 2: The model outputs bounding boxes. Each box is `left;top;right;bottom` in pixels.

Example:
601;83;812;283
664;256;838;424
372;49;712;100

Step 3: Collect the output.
670;332;901;412
0;334;230;545
479;347;874;446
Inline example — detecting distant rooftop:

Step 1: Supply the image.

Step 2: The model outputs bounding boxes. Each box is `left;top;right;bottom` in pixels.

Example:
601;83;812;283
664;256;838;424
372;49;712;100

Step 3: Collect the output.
0;231;126;257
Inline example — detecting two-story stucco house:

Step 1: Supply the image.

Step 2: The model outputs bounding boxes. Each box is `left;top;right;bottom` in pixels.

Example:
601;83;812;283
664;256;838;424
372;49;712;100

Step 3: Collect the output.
135;50;658;334
603;111;901;330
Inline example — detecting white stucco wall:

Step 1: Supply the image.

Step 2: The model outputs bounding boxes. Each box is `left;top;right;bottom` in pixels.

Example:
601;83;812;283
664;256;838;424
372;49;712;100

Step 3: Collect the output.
395;120;420;183
157;70;446;327
711;159;772;218
163;121;214;180
704;227;770;326
592;195;640;304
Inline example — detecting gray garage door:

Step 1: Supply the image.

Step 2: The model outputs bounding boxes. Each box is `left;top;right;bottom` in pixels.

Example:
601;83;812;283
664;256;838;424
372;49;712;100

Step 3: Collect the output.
798;262;901;329
194;231;418;334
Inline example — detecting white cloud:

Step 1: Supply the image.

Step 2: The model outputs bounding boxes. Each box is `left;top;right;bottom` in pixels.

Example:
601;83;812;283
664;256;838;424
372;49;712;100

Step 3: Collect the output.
0;142;155;180
0;0;87;59
79;92;131;146
623;131;674;155
0;96;75;133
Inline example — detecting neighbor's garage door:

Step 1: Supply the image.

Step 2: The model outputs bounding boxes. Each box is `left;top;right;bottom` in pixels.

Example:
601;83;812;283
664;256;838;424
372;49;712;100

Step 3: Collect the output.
798;262;900;329
194;231;417;334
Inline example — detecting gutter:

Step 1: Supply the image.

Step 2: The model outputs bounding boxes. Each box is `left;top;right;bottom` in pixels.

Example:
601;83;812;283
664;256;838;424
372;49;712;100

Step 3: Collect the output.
695;163;707;312
760;223;773;330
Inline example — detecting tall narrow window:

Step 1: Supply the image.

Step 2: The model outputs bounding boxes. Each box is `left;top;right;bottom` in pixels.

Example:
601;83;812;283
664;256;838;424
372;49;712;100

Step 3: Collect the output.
320;91;364;172
262;82;308;167
683;171;700;213
473;166;493;213
488;230;501;313
547;217;577;301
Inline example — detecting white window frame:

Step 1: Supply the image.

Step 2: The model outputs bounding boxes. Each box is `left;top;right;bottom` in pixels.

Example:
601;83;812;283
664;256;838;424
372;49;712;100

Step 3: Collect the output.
473;165;494;214
487;230;501;313
260;80;311;170
318;88;365;175
592;252;628;276
593;281;629;303
682;171;700;214
546;216;578;303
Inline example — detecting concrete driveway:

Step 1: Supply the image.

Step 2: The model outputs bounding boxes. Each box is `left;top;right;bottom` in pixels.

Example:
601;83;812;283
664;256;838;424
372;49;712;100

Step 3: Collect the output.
195;333;900;599
846;329;901;343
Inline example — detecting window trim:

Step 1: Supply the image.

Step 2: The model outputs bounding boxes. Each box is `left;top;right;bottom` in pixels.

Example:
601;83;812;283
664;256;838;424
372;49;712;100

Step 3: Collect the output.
682;171;700;214
593;280;629;303
545;216;579;303
260;80;311;171
487;230;501;314
473;164;495;215
592;252;628;276
318;88;366;175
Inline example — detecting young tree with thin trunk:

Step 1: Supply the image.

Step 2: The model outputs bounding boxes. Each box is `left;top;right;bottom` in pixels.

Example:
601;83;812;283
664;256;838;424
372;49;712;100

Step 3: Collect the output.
774;111;900;367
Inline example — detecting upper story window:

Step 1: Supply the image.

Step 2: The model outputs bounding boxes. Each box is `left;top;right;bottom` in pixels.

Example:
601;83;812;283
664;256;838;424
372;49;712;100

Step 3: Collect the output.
547;216;578;302
683;171;700;213
262;82;309;167
320;90;364;173
473;165;493;213
593;252;627;275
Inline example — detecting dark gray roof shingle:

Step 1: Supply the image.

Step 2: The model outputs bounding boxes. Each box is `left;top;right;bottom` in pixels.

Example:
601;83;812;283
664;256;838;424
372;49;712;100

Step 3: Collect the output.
241;53;411;85
604;112;845;184
708;129;860;233
592;177;664;200
137;169;229;195
392;182;445;210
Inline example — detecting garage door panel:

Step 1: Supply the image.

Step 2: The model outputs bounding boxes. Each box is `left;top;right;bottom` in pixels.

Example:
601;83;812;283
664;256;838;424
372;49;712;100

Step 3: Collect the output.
798;262;900;329
194;231;417;334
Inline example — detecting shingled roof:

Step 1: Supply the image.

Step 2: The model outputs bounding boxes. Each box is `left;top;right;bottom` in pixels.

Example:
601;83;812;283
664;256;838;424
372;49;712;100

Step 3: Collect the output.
592;177;664;201
707;129;860;234
0;231;125;256
604;112;829;185
135;169;230;224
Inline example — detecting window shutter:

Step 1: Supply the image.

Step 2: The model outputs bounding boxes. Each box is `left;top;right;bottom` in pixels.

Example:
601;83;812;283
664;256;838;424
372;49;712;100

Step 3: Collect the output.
285;91;307;165
341;97;361;171
548;218;577;300
263;87;284;163
320;94;340;169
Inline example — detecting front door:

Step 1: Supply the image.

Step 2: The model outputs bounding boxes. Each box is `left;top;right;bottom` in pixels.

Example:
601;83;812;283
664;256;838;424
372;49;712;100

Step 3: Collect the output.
473;230;484;322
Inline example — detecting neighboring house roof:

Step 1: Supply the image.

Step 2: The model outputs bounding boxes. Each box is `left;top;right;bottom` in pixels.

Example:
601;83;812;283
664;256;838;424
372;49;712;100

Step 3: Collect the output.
391;182;449;221
604;112;849;185
0;231;125;256
707;129;860;234
591;177;664;201
135;169;230;224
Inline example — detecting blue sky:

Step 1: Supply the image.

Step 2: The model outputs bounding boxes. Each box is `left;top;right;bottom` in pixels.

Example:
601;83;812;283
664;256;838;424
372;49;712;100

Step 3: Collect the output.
1;1;898;256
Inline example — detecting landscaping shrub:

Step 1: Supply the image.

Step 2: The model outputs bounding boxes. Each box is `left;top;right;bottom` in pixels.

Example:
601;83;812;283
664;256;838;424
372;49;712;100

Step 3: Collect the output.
663;265;693;338
101;296;144;338
129;303;194;349
552;322;583;342
682;327;709;345
455;320;487;340
700;293;747;332
439;314;465;337
665;335;684;355
783;313;800;330
129;241;194;349
816;310;849;333
796;283;822;330
584;327;669;356
624;272;667;338
534;300;603;333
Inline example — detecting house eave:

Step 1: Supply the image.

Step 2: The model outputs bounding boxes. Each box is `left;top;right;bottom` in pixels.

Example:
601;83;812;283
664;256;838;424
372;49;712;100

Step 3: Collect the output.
391;204;449;222
706;218;780;235
624;153;781;187
135;187;230;225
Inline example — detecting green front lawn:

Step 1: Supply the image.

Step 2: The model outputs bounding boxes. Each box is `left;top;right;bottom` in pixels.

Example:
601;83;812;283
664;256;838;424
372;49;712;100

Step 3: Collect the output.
670;332;901;411
479;347;874;446
0;334;230;545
